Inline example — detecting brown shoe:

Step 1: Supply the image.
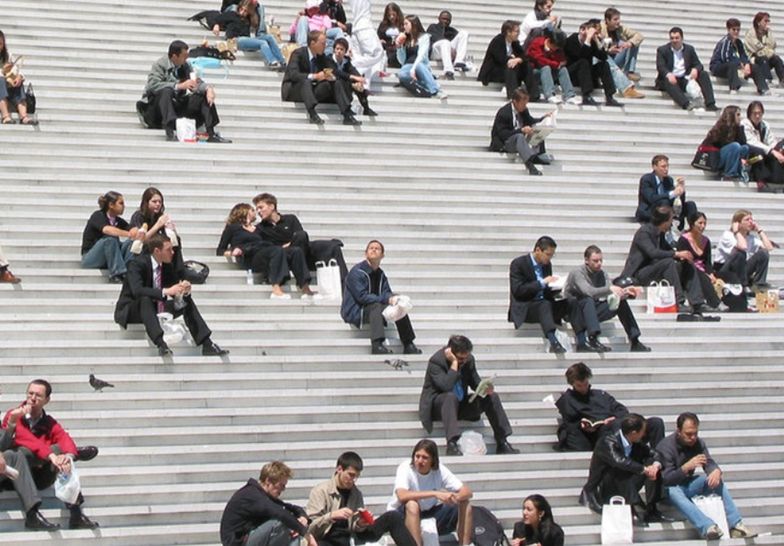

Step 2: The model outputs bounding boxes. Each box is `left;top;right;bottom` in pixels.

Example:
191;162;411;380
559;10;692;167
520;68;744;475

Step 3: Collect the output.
0;270;21;283
623;86;645;99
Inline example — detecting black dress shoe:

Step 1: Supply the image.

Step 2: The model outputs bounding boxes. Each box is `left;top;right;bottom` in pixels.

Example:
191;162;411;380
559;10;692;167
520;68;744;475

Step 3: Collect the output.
630;339;651;352
343;113;362;126
446;440;463;456
363;107;378;117
157;342;173;357
705;103;719;112
403;343;422;355
605;97;624;107
587;336;611;352
578;488;602;514
165;131;177;142
75;446;99;462
525;161;542;176
69;511;99;530
108;274;125;284
549;340;567;354
207;134;232;143
25;509;60;531
308;110;324;125
444;71;455;80
202;340;229;356
371;342;392;355
582;95;598;106
495;440;520;455
644;508;676;523
632;511;649;528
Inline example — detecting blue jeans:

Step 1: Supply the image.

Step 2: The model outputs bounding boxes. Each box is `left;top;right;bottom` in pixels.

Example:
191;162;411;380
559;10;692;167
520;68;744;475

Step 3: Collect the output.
667;475;742;536
237;35;286;64
398;63;439;95
245;520;300;546
612;43;639;73
295;19;344;54
719;142;749;177
81;238;132;277
538;66;575;99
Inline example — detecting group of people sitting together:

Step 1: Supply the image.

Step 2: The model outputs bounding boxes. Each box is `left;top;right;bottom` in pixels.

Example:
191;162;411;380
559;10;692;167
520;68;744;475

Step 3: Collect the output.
0;30;36;125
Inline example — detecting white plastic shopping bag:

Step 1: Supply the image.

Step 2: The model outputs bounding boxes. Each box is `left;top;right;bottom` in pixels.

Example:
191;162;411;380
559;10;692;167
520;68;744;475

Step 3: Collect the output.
315;259;342;300
646;280;677;314
54;463;81;505
693;495;729;537
176;117;197;143
457;431;487;456
382;295;413;322
601;496;633;544
158;312;194;346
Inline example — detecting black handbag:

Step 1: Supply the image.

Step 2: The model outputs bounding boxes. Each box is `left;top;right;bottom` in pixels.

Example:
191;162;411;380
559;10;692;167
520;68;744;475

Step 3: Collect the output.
183;260;210;284
24;83;36;114
691;144;720;172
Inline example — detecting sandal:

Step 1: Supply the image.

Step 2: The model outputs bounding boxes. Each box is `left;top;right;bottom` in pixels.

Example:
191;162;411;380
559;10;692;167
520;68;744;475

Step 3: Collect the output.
20;117;37;125
2;117;15;124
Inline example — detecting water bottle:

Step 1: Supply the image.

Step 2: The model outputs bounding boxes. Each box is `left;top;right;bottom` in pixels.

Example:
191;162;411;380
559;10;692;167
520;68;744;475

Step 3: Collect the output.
672;196;682;217
130;223;147;254
246;269;254;285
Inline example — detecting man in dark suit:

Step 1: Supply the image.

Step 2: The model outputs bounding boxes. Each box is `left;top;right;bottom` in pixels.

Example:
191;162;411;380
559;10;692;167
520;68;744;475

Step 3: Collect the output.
564;20;622;106
477;20;539;100
281;30;360;126
137;40;230;143
418;335;517;456
655;27;718;111
508;236;571;353
490;87;552;175
620;206;706;313
114;234;228;357
580;413;671;526
332;38;377;117
635;154;697;230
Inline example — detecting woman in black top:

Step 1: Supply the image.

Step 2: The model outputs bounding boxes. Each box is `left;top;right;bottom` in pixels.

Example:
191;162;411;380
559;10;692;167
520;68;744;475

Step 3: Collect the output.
676;212;721;308
80;191;142;283
511;494;564;546
701;105;749;181
129;187;186;270
377;3;404;68
216;203;294;299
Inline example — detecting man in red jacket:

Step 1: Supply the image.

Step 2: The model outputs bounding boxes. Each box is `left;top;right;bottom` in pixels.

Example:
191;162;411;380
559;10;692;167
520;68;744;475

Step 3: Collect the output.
3;379;99;529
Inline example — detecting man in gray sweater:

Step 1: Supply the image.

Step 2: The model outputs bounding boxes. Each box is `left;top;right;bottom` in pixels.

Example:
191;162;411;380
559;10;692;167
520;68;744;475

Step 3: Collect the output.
564;245;650;352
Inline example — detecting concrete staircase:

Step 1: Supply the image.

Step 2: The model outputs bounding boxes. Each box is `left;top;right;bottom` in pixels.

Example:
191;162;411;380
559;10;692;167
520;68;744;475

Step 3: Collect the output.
1;0;784;544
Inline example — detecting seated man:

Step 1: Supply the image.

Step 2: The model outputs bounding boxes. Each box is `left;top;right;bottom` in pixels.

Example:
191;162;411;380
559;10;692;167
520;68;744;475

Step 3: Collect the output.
306;451;417;546
136;40;230;143
635;154;697;231
341;240;421;355
564;245;649;353
601;8;643;81
282;30;360;126
220;460;317;546
419;335;518;456
710;18;769;94
332;38;377;117
477;20;539;100
489;87;553;176
564;20;622;106
0;401;57;530
655;27;718;111
0;244;21;283
745;12;784;86
620;205;707;314
526;30;581;105
508;236;571;354
3;379;99;529
656;412;756;540
714;208;774;289
387;439;473;546
426;11;470;80
114;234;228;357
555;363;665;453
581;414;672;526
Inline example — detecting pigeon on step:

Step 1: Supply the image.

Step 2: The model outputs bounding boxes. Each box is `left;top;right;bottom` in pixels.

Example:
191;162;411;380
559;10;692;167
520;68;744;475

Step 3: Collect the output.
89;374;114;392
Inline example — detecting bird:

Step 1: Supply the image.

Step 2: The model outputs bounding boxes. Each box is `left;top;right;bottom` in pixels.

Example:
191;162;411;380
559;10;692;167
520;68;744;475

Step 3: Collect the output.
384;359;410;372
89;374;114;392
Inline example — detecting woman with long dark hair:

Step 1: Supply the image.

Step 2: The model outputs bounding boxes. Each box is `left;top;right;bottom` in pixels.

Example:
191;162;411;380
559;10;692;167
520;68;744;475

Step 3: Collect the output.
0;30;33;125
511;494;564;546
395;15;442;98
81;191;142;282
130;187;187;269
676;212;721;309
701;105;749;181
744;12;784;86
377;3;404;68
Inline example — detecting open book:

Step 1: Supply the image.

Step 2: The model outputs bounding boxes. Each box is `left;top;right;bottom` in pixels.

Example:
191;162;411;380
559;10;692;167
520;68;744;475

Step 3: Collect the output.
469;375;496;403
580;417;606;428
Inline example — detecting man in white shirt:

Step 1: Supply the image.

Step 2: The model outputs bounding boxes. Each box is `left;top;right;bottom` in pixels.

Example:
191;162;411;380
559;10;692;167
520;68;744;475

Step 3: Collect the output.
714;209;774;288
655;27;717;111
388;439;473;546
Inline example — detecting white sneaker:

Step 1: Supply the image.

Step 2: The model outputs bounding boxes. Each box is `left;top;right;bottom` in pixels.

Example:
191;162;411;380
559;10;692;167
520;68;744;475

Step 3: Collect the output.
565;95;582;105
729;89;739;95
436;90;448;100
270;292;291;300
547;95;563;104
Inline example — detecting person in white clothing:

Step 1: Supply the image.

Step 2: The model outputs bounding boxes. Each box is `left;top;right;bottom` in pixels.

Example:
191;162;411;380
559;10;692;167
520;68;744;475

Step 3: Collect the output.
348;0;387;85
521;0;560;44
387;439;473;546
426;11;470;80
713;209;774;288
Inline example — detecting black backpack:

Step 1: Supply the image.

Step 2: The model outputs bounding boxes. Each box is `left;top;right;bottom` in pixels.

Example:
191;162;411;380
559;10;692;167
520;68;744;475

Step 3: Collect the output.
471;505;508;546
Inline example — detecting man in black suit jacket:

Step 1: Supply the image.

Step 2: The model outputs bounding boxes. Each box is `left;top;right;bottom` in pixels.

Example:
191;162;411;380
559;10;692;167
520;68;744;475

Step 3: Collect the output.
332;38;376;117
580;414;671;526
281;30;360;126
477;20;539;100
635;154;697;230
620;206;706;313
508;236;571;353
490;87;552;175
655;27;717;111
114;234;228;357
418;335;517;456
564;20;622;106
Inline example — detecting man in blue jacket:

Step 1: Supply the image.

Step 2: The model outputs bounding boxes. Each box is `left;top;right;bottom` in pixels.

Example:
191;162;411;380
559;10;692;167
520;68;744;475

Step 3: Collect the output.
341;240;421;355
710;18;768;94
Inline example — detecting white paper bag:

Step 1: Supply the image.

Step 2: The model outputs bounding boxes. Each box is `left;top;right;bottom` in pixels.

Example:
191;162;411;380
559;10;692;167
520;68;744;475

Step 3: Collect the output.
176;117;197;143
601;496;633;545
646;280;677;314
54;463;81;504
420;517;440;546
693;495;729;537
315;259;342;300
383;295;413;322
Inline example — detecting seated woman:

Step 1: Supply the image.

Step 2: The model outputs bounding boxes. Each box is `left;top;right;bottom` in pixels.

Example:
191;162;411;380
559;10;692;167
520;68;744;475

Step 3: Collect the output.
744;12;784;86
511;494;564;546
741;100;784;190
477;20;539;100
207;0;286;69
526;30;578;104
377;3;404;68
290;0;344;56
701;105;749;181
0;30;34;125
81;191;142;283
676;212;721;310
395;15;442;98
129;187;186;269
253;193;347;285
217;203;307;300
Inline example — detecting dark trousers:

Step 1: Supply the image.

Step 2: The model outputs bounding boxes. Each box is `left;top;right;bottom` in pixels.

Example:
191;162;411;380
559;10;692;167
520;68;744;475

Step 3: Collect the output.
521;298;571;335
296;79;353;114
124;294;212;347
659;72;716;108
318;510;417;546
595;466;662;508
568;58;611;97
19;445;86;509
751;152;784;184
283;245;311;287
712;59;768;93
715;248;769;286
363;302;415;344
432;391;513;443
0;449;41;512
308;239;348;285
144;87;220;134
504;62;539;100
754;55;784;82
247;245;290;285
570;296;641;341
634;258;705;306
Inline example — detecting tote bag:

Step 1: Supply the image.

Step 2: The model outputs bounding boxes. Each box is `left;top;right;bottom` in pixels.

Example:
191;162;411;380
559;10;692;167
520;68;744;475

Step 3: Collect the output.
646;280;677;314
601;496;633;545
315;259;342;300
693;495;729;537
